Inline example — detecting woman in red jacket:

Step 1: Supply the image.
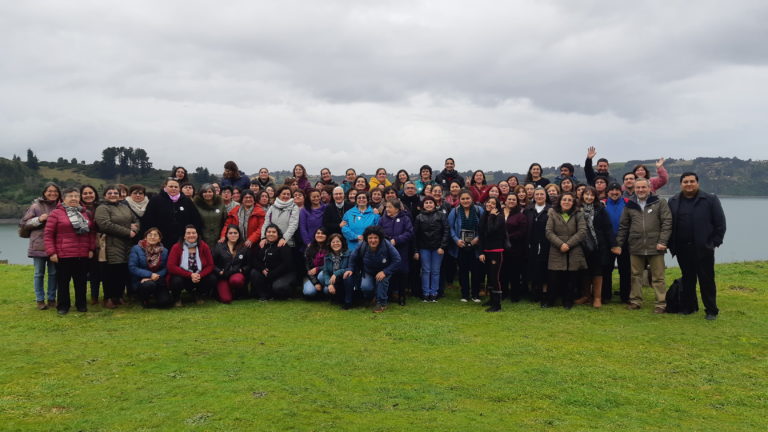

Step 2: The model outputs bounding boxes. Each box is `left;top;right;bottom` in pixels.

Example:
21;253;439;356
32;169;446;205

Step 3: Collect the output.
44;187;97;315
222;190;266;247
167;225;216;306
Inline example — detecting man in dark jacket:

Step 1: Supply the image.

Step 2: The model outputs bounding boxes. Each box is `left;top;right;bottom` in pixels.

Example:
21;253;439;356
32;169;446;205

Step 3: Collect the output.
435;157;465;189
220;161;251;191
322;187;354;235
614;178;672;313
668;172;726;320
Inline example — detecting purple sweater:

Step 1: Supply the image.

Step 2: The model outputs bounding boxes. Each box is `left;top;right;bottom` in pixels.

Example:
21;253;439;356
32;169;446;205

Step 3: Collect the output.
299;205;327;248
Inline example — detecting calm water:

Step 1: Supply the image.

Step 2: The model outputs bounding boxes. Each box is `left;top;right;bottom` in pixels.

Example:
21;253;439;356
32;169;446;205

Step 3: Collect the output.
0;198;765;266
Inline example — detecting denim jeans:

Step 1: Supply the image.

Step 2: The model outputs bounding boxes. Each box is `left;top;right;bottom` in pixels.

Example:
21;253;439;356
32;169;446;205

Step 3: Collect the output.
359;272;391;306
303;271;328;296
33;257;57;302
419;249;443;297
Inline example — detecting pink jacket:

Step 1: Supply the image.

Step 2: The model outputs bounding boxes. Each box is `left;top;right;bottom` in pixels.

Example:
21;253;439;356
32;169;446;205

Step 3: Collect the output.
649;165;669;193
44;204;97;258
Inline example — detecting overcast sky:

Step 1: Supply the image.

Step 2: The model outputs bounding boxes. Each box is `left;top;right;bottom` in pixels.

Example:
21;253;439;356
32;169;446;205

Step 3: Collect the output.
1;1;766;176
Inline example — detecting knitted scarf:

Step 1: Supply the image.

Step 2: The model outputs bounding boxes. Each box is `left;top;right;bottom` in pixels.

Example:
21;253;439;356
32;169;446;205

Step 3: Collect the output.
459;204;479;233
238;205;254;237
582;203;598;245
126;197;149;218
139;239;163;272
63;204;89;234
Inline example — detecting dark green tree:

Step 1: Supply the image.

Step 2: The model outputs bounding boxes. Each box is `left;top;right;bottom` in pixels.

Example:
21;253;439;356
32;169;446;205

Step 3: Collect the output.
25;149;39;170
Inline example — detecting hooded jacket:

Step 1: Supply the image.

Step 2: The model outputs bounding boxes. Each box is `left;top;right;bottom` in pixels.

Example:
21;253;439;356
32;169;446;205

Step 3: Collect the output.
263;198;299;247
20;198;59;258
341;205;380;251
378;209;413;273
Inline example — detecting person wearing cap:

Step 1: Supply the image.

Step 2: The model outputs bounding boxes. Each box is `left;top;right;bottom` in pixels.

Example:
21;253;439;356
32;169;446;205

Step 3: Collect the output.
613;178;672;313
602;182;631;303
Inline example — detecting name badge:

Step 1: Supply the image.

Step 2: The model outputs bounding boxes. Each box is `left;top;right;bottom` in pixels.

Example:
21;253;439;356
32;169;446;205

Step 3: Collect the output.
648;209;653;213
238;254;243;259
382;258;387;264
179;206;184;211
396;218;400;223
215;209;221;214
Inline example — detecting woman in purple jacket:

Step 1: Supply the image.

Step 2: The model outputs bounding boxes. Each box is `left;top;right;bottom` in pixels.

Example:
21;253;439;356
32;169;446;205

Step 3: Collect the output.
378;199;414;305
299;188;326;251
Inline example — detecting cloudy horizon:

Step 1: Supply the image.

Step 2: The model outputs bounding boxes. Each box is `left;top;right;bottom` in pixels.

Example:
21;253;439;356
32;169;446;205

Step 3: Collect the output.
1;1;767;175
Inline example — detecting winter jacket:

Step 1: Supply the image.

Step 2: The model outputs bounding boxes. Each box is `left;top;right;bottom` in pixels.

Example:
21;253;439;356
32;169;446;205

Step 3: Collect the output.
602;197;629;238
341;206;380;251
212;242;251;279
545;208;587;271
255;176;276;191
220;171;251;191
525;204;551;263
479;212;507;251
447;204;485;258
194;196;227;248
435;169;465;189
128;244;168;290
504;209;528;258
44;204;97;259
378;210;414;273
322;201;354;235
322;251;351;280
349;240;401;276
263;198;299;247
582;203;616;266
296;177;312;193
250;242;294;280
414;209;450;250
299;205;327;247
20;198;59;258
95;201;137;264
369;177;392;190
616;195;672;256
142;191;203;249
584;158;617;186
223;204;266;244
304;246;327;285
469;185;489;204
400;194;421;220
667;190;726;255
167;241;215;280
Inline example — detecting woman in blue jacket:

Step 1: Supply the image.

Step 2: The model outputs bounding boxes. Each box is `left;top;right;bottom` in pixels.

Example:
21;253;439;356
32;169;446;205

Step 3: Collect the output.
448;190;485;302
341;192;380;251
321;233;354;309
344;226;401;313
128;228;171;308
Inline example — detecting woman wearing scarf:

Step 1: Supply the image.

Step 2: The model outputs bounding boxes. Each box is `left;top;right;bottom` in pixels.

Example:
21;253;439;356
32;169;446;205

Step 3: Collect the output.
544;192;587;309
44;187;96;315
126;184;149;236
143;178;203;250
95;185;139;308
261;187;299;248
167;225;216;306
193;183;227;249
79;184;102;304
577;186;616;308
447;190;485;303
128;228;171;308
20;182;61;310
223;190;266;247
213;225;250;303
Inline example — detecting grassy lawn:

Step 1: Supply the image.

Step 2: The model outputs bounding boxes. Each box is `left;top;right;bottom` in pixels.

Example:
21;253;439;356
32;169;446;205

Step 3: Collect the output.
1;262;766;431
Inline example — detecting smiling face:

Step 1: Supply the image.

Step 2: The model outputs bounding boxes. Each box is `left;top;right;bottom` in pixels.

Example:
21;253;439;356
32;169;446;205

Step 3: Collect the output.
444;159;455;171
314;229;327;243
560;194;574;211
44;186;60;202
423;184;432;197
529;164;541;178
333;187;345;203
63;191;80;207
524;183;535;198
582;190;596;204
202;189;214;201
80;187;96;204
505;194;517;209
232;189;241;202
635;166;648;178
370;190;382;203
130;189;145;203
265;227;279;243
279;189;292;201
293;191;305;207
431;185;443;200
534;189;546;205
330;237;343;252
449;182;460;196
348;190;358;203
241;194;255;208
404;183;417;197
385;202;398;217
145;229;161;245
634;179;650;200
345;169;356;182
485;198;497;212
259;168;269;180
560;179;573;192
309;191;321;207
354;177;367;190
293;165;304;178
175;168;186;179
355;193;368;208
487;186;499;199
681;175;699;196
376;169;387;181
385;190;397;201
258;192;270;206
473;171;484;185
104;188;120;203
498;181;510;194
366;233;380;249
422;199;435;212
459;193;473;208
597;161;609;173
184;227;198;243
321;169;332;182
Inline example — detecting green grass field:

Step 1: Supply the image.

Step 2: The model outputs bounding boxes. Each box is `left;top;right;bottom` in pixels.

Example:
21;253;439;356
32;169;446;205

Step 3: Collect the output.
1;262;766;431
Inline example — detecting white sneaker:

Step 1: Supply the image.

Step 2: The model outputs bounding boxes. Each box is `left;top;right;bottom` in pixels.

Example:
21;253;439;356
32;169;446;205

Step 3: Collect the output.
460;298;468;303
422;298;429;303
471;298;482;303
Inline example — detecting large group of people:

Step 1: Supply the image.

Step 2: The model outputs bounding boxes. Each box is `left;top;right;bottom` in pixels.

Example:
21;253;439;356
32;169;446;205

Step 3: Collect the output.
19;149;727;319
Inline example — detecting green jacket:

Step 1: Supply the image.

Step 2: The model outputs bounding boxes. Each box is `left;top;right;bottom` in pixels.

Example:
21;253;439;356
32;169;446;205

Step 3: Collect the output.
95;201;137;264
194;196;227;249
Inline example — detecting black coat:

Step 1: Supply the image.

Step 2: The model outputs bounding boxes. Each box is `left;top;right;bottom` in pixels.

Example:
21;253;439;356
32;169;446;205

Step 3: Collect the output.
212;242;251;279
504;209;528;258
479;212;507;251
525;204;551;263
322;201;354;235
414;210;450;250
435;169;466;189
667;190;726;255
250;242;294;280
583;203;616;266
142;191;203;249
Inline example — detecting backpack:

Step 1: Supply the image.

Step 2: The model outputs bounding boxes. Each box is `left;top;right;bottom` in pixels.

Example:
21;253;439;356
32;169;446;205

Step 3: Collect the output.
664;279;682;313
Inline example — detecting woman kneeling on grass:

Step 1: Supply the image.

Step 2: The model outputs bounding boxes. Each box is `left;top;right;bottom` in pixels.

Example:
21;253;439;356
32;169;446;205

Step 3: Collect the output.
128;228;171;308
167;225;216;307
322;234;354;309
213;225;250;304
345;225;401;313
250;224;296;301
44;187;96;315
302;227;329;298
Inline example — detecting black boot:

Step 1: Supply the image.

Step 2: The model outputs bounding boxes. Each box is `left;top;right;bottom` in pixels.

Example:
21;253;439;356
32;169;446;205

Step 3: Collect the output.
485;292;501;312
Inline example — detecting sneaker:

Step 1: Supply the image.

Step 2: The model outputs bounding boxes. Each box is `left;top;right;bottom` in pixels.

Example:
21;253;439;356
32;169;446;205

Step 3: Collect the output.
653;306;665;314
460;298;469;303
423;298;429;303
373;304;387;313
471;298;482;303
705;314;718;321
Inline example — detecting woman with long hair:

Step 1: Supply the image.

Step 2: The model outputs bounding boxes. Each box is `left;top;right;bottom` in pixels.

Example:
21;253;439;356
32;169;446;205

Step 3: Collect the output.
128;228;171;308
322;234;353;308
478;197;506;312
468;170;489;204
577;186;615;308
501;194;528;302
250;224;296;300
194;183;227;250
448;189;485;302
79;184;102;304
213;224;250;303
544;192;587;309
293;163;311;192
525;163;550;187
223;190;266;248
20;182;61;310
299;188;326;251
302;227;329;298
393;169;411;194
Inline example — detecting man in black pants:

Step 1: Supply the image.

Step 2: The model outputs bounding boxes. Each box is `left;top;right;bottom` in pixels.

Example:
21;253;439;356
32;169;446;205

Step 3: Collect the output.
668;172;726;320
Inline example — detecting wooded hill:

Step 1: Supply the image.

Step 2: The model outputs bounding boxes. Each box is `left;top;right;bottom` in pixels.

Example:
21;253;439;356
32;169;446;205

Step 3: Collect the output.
1;149;766;219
